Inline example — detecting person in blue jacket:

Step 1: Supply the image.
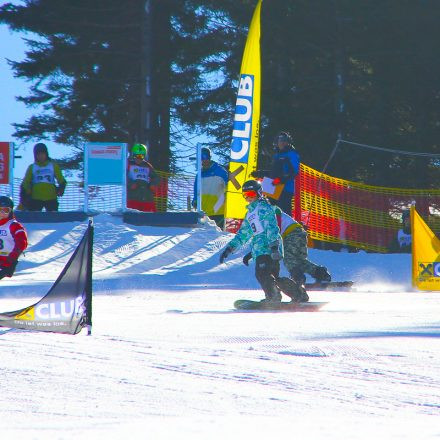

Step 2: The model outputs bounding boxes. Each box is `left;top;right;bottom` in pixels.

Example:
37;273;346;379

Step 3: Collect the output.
252;131;300;215
193;147;228;228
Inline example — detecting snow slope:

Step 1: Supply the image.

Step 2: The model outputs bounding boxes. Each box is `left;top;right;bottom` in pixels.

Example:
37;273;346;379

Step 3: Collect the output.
0;214;439;440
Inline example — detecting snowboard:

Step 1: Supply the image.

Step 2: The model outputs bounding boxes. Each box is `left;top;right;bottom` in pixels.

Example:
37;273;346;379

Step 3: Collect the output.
233;299;328;312
304;281;353;291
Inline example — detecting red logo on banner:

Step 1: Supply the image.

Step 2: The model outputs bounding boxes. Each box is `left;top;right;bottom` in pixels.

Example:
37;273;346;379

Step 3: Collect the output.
0;142;11;184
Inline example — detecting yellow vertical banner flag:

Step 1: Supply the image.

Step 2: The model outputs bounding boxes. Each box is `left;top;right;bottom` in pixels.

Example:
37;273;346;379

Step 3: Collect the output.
224;0;262;231
411;206;440;290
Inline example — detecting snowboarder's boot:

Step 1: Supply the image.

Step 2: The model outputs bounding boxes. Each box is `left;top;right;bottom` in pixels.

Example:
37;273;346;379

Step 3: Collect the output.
292;282;309;302
314;266;331;283
276;277;309;303
260;285;282;304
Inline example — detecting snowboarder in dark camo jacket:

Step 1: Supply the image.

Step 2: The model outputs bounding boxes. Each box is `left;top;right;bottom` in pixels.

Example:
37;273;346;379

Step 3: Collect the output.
243;206;331;286
273;206;331;286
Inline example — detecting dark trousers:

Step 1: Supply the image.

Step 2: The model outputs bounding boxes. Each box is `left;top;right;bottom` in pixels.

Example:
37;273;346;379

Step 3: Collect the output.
28;198;59;212
274;191;294;215
255;254;280;299
208;215;224;229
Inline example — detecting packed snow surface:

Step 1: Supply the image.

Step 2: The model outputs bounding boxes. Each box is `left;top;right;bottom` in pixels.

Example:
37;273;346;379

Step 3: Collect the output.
0;214;439;439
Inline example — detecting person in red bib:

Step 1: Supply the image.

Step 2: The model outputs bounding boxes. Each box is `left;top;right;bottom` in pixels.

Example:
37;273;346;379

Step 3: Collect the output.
126;143;160;212
0;196;28;280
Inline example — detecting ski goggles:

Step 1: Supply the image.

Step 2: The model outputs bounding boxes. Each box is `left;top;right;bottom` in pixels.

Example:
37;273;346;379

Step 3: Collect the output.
242;190;258;199
133;154;144;160
0;207;11;214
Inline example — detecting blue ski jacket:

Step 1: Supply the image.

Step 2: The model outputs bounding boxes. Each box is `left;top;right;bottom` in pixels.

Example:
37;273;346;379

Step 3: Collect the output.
193;161;228;216
272;147;300;193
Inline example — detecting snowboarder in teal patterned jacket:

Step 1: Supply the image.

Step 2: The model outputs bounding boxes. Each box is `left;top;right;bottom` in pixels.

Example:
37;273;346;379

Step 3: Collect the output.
219;180;284;303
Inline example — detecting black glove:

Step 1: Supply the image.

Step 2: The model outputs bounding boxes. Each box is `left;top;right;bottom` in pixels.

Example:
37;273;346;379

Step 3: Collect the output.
243;252;252;266
220;246;233;264
0;261;17;279
57;184;66;197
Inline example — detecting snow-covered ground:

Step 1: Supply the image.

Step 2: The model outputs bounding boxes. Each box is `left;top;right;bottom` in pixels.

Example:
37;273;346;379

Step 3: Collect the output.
1;214;439;439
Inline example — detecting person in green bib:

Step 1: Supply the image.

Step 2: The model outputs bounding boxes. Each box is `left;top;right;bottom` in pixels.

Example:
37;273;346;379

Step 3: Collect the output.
22;143;67;212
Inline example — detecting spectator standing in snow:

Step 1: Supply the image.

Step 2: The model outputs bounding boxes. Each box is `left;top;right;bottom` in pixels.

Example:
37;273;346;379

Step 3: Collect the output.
252;131;300;215
22;143;67;212
126;143;160;212
389;210;412;253
193;147;228;228
0;196;28;280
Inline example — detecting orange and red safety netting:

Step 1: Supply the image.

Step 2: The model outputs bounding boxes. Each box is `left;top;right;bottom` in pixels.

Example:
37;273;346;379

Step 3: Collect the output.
295;164;440;253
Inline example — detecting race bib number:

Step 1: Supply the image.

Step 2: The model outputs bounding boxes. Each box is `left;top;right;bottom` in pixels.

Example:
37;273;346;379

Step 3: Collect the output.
247;210;264;235
129;165;150;183
32;163;55;184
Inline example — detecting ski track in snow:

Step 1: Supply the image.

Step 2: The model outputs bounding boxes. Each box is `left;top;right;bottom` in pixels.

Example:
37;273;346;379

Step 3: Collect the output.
0;214;439;439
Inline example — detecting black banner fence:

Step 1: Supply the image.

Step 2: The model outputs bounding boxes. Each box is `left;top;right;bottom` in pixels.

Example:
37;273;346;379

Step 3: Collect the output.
0;220;93;335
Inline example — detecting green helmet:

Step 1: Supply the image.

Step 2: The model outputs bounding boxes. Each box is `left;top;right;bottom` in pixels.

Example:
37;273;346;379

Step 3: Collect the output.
131;143;147;157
